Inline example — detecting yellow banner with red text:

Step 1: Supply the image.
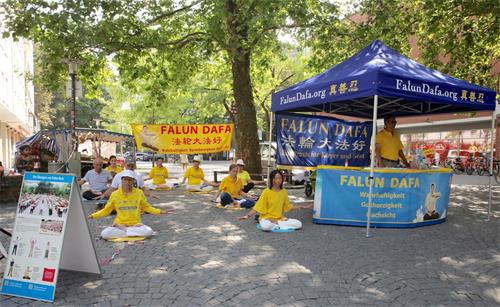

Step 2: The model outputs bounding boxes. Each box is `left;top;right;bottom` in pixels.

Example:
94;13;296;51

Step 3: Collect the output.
131;124;233;154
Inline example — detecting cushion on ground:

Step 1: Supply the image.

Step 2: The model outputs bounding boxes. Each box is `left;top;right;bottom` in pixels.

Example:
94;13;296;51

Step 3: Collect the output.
215;203;245;210
109;236;146;242
256;224;295;233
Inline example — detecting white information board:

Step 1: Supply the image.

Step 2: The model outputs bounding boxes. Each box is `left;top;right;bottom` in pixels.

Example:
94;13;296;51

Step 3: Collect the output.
1;173;101;302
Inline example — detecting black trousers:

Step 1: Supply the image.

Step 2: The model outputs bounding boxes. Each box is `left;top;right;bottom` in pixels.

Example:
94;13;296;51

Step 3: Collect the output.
242;182;254;193
82;190;106;200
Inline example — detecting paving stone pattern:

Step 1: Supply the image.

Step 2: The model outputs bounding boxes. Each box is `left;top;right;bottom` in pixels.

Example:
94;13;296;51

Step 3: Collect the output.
0;179;498;306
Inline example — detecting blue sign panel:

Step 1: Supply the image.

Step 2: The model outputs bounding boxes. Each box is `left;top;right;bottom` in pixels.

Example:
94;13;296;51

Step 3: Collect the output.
275;113;372;166
313;168;452;228
24;172;74;183
1;279;55;302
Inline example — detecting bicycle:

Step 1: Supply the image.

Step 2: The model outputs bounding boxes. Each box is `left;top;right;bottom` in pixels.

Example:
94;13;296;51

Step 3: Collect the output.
465;157;475;175
475;156;489;176
448;157;466;175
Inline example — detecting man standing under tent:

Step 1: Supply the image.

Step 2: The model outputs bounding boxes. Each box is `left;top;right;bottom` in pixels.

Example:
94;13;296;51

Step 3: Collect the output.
375;115;410;168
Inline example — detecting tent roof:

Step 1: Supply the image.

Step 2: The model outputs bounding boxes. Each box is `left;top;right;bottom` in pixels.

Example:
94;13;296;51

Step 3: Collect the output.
16;128;133;151
271;40;497;118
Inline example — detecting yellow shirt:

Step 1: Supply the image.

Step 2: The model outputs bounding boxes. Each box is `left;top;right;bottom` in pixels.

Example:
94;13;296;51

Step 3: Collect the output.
105;164;123;174
253;188;292;221
376;129;403;161
90;188;160;226
219;176;243;198
149;166;169;185
184;166;205;185
237;170;251;186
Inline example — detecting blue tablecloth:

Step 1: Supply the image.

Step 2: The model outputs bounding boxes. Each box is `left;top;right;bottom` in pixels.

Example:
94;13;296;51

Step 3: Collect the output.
313;166;452;228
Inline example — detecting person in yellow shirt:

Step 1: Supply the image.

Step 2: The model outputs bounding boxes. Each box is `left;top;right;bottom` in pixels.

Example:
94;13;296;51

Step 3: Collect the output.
213;164;256;208
237;170;312;231
88;170;174;240
181;155;217;191
236;159;265;193
144;157;174;189
105;155;123;178
375;115;410;168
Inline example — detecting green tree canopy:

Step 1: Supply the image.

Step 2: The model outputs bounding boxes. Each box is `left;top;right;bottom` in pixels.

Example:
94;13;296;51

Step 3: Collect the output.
308;0;499;93
2;0;340;172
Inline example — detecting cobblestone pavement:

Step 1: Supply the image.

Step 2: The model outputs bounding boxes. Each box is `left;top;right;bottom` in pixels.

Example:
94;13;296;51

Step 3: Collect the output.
0;166;499;306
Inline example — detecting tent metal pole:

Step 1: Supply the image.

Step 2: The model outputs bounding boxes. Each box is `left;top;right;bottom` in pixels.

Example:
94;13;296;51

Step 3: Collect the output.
267;112;273;181
366;95;378;238
487;110;495;221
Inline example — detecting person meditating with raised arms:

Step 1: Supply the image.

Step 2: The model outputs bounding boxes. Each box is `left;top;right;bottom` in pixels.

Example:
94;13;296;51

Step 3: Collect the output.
238;170;312;231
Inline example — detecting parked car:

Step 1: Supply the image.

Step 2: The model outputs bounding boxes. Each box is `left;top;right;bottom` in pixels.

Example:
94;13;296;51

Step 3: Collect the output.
260;142;276;169
260;142;307;185
291;169;310;185
445;150;472;164
135;152;153;161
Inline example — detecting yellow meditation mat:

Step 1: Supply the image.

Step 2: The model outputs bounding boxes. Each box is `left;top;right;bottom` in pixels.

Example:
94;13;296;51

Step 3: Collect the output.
215;203;245;211
154;186;172;191
185;190;213;194
109;236;146;242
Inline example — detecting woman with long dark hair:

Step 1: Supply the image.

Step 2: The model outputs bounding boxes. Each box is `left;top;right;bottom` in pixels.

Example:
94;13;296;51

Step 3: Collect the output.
238;170;312;231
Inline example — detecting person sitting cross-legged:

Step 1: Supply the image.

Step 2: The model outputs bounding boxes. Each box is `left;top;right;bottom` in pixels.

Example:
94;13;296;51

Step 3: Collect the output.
88;170;174;240
144;157;175;189
237;170;312;231
78;158;112;200
236;159;265;193
213;164;256;208
181;155;218;191
100;156;158;203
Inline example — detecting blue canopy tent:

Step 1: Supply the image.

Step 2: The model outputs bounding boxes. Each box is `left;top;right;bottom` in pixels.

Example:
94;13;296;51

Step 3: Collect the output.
271;40;497;236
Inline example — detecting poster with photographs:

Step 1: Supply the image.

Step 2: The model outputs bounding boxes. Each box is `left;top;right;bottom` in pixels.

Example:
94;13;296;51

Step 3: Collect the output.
1;173;73;302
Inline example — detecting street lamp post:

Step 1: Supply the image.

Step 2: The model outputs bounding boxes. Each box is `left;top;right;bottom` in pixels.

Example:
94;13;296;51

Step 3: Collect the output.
62;59;83;176
63;59;83;140
69;62;77;134
230;102;237;162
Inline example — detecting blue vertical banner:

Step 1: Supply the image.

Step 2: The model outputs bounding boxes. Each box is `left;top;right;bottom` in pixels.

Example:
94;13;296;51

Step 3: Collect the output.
275;113;372;167
313;167;452;227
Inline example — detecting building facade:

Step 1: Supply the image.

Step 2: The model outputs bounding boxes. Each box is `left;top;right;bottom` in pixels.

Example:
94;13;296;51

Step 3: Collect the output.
397;111;500;160
0;21;37;171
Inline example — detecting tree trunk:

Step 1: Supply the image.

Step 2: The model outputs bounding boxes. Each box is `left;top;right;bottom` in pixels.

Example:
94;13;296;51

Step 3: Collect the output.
231;52;262;175
226;0;262;175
